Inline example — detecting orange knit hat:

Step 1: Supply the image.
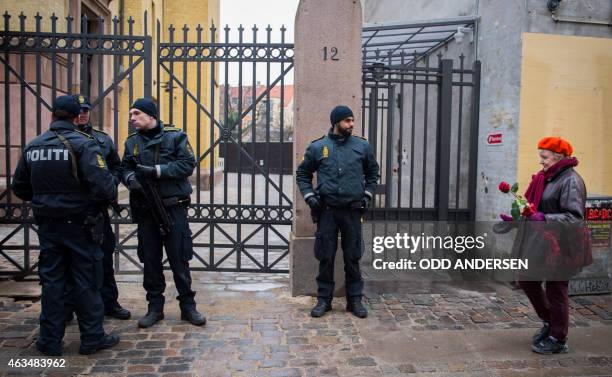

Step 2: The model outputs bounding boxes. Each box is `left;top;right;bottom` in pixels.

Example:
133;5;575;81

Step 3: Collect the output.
537;136;573;156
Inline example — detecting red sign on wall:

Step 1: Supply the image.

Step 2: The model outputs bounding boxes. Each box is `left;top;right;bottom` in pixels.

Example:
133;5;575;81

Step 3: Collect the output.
487;133;503;145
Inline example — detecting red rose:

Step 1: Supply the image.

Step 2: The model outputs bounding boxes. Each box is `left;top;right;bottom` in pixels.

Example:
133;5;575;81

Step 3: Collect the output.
498;181;511;193
522;203;537;217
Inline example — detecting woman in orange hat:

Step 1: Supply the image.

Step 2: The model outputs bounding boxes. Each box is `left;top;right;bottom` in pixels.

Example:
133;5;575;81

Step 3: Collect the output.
506;136;590;354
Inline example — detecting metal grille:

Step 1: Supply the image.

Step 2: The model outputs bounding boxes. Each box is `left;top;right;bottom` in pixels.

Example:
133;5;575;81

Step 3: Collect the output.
0;12;294;276
362;51;481;222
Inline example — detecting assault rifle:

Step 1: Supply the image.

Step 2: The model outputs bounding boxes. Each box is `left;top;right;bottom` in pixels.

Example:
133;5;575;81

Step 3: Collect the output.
129;156;173;236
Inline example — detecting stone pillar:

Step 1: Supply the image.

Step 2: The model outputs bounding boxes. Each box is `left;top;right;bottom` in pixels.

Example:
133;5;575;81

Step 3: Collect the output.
290;0;363;296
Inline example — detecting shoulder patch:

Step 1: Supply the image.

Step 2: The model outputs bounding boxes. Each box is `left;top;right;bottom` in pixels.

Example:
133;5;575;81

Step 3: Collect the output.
127;132;139;139
164;126;182;132
91;128;108;136
73;129;94;139
310;134;325;143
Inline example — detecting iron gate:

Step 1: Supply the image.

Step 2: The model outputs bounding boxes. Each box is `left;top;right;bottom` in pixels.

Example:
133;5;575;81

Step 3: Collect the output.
0;12;293;277
362;52;481;222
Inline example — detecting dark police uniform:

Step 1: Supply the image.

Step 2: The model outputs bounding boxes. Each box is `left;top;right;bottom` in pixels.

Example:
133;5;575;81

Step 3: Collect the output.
121;121;197;315
12;109;117;355
296;128;380;300
68;120;124;313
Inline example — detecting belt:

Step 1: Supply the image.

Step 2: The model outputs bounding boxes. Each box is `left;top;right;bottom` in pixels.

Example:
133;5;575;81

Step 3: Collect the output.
162;196;191;207
324;201;362;210
36;207;103;224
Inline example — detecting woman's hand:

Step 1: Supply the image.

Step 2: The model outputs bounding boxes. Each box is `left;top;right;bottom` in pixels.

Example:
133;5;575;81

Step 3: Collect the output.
528;212;546;221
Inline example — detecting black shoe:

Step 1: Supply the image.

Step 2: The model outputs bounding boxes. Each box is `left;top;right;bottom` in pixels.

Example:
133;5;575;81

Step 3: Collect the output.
105;304;131;320
138;311;164;328
65;311;74;323
36;342;62;357
532;336;569;355
310;299;332;318
346;298;368;318
181;309;206;326
79;333;120;355
532;321;550;346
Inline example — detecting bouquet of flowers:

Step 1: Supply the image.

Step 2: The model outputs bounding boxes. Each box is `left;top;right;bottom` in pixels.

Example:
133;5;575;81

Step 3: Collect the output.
498;181;537;220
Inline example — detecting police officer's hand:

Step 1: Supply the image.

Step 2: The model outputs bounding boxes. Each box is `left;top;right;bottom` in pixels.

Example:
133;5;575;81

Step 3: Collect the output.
127;175;143;192
306;195;322;210
135;164;157;178
360;195;371;209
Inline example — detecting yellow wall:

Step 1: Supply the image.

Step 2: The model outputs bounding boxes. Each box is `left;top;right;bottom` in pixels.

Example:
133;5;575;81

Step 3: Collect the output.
1;0;67;32
113;0;157;149
112;0;219;169
518;33;612;197
160;0;219;170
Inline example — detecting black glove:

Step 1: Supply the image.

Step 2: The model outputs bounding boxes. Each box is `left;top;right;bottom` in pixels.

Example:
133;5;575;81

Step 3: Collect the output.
306;195;322;210
127;174;143;192
135;164;157;178
361;195;371;209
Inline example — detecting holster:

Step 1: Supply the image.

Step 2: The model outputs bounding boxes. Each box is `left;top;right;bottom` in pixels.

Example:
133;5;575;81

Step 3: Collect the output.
310;198;325;224
349;201;363;210
129;191;147;223
84;212;104;245
310;207;321;224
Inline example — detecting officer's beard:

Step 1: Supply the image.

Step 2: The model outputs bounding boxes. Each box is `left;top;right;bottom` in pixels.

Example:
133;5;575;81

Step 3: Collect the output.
337;126;353;137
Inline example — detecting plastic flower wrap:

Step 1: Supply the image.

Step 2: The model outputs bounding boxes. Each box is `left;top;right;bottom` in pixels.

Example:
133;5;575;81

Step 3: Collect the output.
498;181;535;220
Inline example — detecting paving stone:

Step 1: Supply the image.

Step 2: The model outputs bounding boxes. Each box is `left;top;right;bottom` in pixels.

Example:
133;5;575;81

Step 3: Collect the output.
239;353;265;361
136;340;167;349
127;364;156;373
128;357;164;365
158;363;190;373
260;359;287;368
90;365;125;373
348;357;377;367
269;368;301;377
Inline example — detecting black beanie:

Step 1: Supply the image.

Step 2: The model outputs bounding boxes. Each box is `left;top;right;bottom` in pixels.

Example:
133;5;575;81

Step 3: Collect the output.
330;105;354;126
131;97;158;118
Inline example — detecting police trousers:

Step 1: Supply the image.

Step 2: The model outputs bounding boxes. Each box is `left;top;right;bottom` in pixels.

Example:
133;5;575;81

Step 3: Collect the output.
314;207;364;300
137;204;196;313
66;211;119;313
37;218;105;351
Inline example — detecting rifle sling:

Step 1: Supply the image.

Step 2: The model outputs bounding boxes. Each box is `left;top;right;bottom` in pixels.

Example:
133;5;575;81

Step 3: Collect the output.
53;131;80;184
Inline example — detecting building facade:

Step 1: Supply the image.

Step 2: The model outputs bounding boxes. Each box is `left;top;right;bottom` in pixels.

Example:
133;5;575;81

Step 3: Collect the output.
362;0;612;221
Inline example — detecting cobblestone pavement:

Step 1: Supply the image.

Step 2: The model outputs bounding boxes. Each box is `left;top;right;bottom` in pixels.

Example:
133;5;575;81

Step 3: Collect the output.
0;273;611;376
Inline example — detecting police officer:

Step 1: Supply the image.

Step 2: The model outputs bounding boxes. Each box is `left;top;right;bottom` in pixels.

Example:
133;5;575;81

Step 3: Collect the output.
12;95;120;356
296;105;380;318
121;98;205;328
64;95;131;321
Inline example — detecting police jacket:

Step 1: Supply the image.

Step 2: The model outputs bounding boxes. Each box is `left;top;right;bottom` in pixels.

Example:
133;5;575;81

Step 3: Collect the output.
78;123;122;184
12;120;118;217
121;121;195;199
296;128;380;207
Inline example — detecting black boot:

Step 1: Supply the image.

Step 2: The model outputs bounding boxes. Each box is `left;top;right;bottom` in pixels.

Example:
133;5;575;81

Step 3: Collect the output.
346;297;368;318
310;298;332;318
138;311;164;328
532;321;550;346
105;303;131;320
181;309;206;326
36;342;62;357
79;333;120;355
